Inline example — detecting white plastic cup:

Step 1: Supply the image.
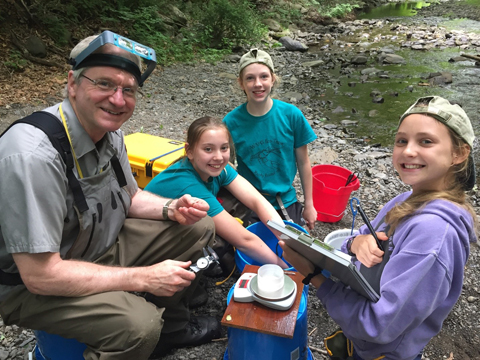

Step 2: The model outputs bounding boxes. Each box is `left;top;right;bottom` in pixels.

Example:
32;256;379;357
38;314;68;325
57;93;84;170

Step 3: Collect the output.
324;229;352;250
257;264;284;297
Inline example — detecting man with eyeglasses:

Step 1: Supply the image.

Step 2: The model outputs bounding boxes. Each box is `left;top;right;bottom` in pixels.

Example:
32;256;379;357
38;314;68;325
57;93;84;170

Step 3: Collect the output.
0;32;221;359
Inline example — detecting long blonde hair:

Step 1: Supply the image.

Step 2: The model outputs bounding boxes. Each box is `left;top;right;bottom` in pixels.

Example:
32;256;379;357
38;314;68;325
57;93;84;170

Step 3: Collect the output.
386;119;477;235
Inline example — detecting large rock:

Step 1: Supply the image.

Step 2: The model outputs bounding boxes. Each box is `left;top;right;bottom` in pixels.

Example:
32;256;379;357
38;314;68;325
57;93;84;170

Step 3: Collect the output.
278;36;308;52
263;18;282;32
156;5;187;35
378;53;406;64
428;72;453;85
25;36;46;58
166;5;187;27
351;55;368;65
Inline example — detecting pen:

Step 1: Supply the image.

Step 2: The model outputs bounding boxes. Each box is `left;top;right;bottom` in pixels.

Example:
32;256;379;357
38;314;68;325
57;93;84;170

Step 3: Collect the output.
357;204;384;251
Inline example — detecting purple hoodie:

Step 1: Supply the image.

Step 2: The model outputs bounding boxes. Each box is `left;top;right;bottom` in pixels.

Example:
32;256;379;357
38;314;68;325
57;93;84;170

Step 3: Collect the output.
317;191;476;360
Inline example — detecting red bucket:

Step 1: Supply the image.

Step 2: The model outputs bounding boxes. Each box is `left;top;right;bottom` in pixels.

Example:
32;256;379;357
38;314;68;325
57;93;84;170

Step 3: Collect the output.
312;164;360;222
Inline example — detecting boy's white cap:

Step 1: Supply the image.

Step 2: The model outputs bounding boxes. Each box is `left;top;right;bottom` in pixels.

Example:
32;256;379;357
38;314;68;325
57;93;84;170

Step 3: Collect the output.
238;48;274;75
399;96;476;190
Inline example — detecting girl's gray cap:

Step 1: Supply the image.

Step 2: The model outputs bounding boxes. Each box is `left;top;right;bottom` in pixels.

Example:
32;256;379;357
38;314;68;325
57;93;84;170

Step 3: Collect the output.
238;48;274;75
399;96;476;190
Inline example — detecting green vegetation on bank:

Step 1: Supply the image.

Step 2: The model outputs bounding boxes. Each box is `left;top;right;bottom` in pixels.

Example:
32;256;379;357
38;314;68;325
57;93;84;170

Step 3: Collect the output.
0;0;362;66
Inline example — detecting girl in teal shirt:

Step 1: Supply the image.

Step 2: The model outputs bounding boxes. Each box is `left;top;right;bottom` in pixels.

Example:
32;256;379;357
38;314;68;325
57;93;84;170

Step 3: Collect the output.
145;116;287;268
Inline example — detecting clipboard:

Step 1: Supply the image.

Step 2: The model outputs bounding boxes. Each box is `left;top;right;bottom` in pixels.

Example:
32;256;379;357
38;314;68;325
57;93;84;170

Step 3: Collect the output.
267;220;380;302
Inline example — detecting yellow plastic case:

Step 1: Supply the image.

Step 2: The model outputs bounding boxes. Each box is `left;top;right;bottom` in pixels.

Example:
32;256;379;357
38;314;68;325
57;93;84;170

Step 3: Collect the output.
124;133;185;188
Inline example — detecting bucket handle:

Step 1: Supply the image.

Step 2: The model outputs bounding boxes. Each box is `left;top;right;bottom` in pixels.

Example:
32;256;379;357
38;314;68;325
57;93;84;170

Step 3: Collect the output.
317;209;346;218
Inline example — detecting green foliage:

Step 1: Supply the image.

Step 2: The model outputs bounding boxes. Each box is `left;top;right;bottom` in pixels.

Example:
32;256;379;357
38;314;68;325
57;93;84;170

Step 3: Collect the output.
41;14;71;46
262;3;302;24
16;0;365;65
3;50;28;72
189;0;268;49
323;2;361;17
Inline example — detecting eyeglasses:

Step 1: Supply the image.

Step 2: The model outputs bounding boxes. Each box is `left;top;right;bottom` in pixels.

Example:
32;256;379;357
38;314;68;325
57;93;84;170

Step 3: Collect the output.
81;75;138;98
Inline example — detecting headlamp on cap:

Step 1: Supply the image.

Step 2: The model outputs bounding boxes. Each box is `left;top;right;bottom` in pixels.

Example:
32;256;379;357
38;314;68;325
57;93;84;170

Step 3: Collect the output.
69;31;157;87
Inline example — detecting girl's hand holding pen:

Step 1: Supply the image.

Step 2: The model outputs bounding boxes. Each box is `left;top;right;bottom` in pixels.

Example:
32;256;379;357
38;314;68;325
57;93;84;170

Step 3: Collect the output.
350;232;389;268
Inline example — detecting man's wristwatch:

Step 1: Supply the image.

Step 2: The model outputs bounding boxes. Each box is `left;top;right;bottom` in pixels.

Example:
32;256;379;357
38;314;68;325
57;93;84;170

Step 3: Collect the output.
163;199;173;220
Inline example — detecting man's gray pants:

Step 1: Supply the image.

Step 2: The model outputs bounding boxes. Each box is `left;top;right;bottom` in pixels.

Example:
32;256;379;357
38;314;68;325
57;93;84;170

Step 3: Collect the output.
0;217;215;360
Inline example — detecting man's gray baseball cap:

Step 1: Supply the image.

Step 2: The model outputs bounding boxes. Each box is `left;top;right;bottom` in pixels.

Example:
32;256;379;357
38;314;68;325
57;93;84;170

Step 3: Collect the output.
238;48;274;75
399;96;476;190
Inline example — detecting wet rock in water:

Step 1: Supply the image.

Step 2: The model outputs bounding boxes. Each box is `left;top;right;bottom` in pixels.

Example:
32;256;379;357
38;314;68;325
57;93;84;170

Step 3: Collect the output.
428;72;453;85
449;56;470;62
278;36;309;52
361;68;379;76
378;53;406;64
378;46;395;54
411;44;426;50
351;55;368;65
340;120;358;126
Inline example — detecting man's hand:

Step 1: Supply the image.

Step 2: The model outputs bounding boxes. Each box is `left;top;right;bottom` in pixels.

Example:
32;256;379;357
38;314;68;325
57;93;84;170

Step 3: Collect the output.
146;260;196;297
171;194;209;225
350;232;388;268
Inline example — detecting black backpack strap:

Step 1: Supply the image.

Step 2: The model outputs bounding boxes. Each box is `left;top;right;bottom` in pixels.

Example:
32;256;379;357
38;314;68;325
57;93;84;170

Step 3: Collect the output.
1;111;89;213
111;154;127;187
0;269;23;286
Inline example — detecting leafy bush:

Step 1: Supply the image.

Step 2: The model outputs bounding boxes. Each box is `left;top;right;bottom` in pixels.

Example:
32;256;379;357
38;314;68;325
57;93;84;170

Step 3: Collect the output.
8;0;360;65
324;2;361;17
189;0;268;49
3;50;28;72
262;2;302;24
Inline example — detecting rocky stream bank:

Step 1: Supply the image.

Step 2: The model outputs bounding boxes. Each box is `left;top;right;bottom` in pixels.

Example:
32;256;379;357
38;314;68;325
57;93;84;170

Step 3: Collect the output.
1;5;480;360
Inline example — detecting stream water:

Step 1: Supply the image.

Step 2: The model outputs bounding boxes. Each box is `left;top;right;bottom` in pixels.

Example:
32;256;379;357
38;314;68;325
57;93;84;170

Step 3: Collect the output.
308;1;480;146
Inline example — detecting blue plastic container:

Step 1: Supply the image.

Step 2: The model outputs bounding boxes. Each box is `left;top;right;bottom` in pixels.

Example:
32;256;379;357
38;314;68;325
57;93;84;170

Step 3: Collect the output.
34;330;86;360
223;285;313;360
235;221;308;272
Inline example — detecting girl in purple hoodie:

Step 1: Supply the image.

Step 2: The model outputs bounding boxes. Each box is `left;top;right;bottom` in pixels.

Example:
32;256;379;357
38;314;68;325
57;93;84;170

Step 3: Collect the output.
281;96;477;360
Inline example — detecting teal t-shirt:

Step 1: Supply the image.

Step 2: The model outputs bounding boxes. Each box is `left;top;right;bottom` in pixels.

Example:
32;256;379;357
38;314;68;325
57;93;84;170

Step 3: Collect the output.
144;159;238;217
223;99;317;209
